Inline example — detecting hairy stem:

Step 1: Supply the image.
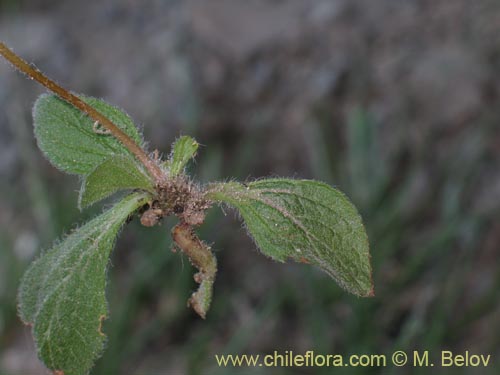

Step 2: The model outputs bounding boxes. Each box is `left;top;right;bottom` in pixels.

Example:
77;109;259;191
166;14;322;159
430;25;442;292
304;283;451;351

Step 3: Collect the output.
0;42;165;183
172;223;217;318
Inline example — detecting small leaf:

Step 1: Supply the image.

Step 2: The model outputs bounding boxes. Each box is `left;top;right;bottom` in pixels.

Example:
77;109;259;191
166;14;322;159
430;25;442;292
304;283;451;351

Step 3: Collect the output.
207;179;373;297
79;155;155;209
34;94;144;175
166;135;199;177
18;193;148;375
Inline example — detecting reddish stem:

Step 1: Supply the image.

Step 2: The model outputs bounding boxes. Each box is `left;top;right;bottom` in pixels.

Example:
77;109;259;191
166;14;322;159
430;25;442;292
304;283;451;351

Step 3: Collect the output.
0;42;165;183
172;223;217;318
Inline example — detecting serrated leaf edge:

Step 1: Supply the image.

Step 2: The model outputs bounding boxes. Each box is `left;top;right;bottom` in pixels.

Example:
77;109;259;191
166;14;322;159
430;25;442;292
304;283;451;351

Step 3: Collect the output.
206;180;374;297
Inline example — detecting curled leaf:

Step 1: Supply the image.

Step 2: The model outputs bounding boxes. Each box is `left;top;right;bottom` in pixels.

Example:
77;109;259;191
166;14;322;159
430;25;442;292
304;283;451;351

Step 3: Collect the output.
166;135;199;177
172;223;217;319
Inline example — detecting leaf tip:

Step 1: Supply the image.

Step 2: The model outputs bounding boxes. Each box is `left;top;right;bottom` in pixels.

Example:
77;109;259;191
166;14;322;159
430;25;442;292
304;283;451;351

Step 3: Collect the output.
367;285;375;297
364;260;375;297
188;295;207;320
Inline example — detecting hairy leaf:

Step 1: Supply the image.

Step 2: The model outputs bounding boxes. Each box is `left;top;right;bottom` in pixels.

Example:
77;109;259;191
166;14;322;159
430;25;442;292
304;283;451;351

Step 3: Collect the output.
18;193;148;375
167;135;199;177
207;179;373;297
79;155;154;209
33;94;144;175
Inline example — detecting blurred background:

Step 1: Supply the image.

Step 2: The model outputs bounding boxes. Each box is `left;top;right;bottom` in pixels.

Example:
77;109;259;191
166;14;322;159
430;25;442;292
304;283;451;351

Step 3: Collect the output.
0;0;499;374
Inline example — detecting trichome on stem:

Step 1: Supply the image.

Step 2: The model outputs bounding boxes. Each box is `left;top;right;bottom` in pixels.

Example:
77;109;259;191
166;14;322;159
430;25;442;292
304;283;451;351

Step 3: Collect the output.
0;41;217;318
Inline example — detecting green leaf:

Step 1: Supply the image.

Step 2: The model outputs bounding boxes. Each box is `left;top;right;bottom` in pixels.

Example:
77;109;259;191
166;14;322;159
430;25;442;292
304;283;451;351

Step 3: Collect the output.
207;179;373;297
34;94;144;175
18;193;148;375
166;135;199;177
79;155;155;209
